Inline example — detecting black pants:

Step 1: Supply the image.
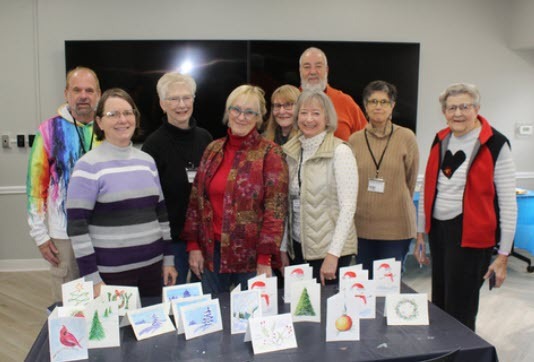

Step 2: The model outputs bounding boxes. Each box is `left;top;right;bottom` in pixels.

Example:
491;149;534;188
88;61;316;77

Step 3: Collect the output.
292;240;352;285
429;216;493;331
101;260;163;298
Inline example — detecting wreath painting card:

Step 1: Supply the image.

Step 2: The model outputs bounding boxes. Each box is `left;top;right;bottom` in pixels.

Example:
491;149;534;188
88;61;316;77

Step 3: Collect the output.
373;258;401;296
386;293;429;326
284;263;313;303
247;313;297;354
127;304;175;341
101;285;141;317
180;298;223;340
326;292;360;342
171;294;212;335
231;286;262;334
290;280;321;323
62;278;93;307
248;274;278;316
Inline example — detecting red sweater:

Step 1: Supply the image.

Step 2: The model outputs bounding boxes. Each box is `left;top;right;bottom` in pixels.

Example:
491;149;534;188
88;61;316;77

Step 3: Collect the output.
325;85;367;141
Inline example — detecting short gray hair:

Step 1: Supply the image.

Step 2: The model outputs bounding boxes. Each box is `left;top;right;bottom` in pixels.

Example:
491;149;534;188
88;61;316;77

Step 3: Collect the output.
299;47;328;67
156;72;197;100
439;83;480;111
294;90;337;133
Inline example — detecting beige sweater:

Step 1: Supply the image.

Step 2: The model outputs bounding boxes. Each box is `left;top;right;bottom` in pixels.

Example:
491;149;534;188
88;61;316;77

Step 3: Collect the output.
348;121;419;240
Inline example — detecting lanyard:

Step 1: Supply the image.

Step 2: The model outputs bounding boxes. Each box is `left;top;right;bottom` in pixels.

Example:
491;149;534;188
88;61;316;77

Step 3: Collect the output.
73;118;94;155
364;123;394;178
297;148;303;195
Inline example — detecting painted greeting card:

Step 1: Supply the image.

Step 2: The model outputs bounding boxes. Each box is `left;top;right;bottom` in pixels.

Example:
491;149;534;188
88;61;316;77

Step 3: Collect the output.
284;263;313;303
162;282;203;314
248;274;278;316
84;297;120;348
57;306;86;319
100;285;140;316
180;298;223;340
127;303;175;341
326;292;360;342
373;258;401;297
48;307;88;362
339;265;368;292
247;313;298;354
386;293;429;326
62;278;93;307
231;285;262;334
347;279;376;319
171;294;212;335
290;279;321;323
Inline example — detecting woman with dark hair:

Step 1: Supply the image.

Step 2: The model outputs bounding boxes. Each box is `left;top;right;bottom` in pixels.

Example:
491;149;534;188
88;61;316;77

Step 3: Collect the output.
348;80;419;278
66;88;177;297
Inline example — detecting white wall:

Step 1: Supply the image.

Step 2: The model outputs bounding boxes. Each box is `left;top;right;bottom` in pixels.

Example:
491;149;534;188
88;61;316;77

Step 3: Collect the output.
1;0;534;266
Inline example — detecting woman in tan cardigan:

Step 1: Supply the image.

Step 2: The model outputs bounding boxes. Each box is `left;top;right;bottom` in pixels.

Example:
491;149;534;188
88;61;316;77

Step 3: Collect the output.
348;80;419;278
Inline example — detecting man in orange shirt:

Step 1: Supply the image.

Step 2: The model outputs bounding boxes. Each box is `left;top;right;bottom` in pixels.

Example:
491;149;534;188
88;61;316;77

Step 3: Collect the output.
299;47;367;140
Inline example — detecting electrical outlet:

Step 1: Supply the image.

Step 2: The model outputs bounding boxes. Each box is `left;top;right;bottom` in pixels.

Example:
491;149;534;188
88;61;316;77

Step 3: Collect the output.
1;134;10;148
28;134;36;147
17;134;25;147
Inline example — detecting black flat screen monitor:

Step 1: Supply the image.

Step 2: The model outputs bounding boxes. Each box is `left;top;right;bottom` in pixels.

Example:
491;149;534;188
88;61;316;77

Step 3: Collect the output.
65;40;420;141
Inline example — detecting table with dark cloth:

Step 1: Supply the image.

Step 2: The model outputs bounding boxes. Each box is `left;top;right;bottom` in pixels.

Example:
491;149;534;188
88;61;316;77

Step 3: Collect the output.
26;283;497;362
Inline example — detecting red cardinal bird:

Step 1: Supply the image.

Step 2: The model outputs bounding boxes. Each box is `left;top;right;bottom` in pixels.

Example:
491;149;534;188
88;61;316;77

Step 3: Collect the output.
60;325;82;348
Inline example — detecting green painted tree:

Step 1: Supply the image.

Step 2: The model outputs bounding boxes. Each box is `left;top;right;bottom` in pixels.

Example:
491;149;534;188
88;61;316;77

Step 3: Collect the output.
89;310;106;341
294;287;316;316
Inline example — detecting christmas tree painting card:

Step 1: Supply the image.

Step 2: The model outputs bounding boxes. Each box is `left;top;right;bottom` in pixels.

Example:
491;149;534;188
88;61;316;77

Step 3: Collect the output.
284;263;313;303
127;303;175;341
84;297;120;348
100;285;141;317
231;284;262;334
180;298;223;340
48;307;88;362
246;313;298;354
171;294;212;334
386;293;429;326
373;258;401;297
162;282;203;314
248;274;278;316
62;278;93;307
326;292;360;342
290;279;321;323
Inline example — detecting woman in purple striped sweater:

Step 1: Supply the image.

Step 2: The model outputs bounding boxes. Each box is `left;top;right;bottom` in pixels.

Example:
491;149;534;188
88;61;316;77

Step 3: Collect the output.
66;88;177;297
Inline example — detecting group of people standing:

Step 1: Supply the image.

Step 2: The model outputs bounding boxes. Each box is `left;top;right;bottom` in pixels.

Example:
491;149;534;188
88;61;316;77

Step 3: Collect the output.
27;47;516;332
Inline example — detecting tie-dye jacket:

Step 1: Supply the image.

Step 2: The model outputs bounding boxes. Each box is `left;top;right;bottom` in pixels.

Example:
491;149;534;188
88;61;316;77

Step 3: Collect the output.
26;104;99;246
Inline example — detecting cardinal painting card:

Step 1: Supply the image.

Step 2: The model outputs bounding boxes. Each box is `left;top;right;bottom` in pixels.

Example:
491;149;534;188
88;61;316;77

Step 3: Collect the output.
386;293;429;326
171;294;212;335
127;303;175;341
373;258;401;297
48;307;88;362
180;298;223;340
247;313;297;354
248;274;278;316
290;279;321;323
326;292;360;342
61;278;93;307
284;263;313;303
231;285;262;334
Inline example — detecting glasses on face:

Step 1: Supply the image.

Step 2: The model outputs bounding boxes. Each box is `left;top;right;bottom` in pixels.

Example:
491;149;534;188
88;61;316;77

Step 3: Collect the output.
165;95;194;104
272;102;294;112
228;106;259;120
103;109;135;119
445;103;474;114
366;99;392;107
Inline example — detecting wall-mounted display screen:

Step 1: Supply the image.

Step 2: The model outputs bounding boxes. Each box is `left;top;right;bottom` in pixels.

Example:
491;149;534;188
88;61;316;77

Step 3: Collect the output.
66;40;420;141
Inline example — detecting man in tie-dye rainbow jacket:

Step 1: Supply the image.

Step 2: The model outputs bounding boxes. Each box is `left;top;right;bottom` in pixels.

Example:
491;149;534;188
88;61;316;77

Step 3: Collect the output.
26;67;101;301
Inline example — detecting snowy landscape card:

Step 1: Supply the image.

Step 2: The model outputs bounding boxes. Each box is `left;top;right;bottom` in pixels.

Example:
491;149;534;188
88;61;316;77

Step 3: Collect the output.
127;303;175;341
326;292;360;342
386;293;429;326
100;285;140;316
171;294;212;334
162;282;203;314
84;297;120;348
180;298;223;340
347;279;376;319
373;259;401;297
62;278;93;307
231;287;262;334
284;263;313;303
339;265;368;292
290;279;321;323
248;274;278;316
48;307;88;362
248;313;297;354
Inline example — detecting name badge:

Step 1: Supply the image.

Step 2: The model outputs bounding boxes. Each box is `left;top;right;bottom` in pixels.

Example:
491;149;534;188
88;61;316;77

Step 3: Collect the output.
368;178;385;193
185;162;197;183
292;197;301;213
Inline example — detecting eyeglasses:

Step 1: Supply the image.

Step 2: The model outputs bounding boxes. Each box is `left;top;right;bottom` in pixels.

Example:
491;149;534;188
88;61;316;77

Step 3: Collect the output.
165;95;194;104
445;103;475;114
103;110;135;119
272;102;294;111
366;99;392;107
228;106;259;120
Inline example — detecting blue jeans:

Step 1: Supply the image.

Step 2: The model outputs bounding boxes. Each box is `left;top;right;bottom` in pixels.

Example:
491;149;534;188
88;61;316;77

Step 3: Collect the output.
171;241;199;285
356;238;412;279
200;241;256;294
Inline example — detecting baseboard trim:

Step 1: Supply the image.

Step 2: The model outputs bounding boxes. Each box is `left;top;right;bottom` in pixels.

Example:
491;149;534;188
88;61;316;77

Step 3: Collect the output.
0;258;49;272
